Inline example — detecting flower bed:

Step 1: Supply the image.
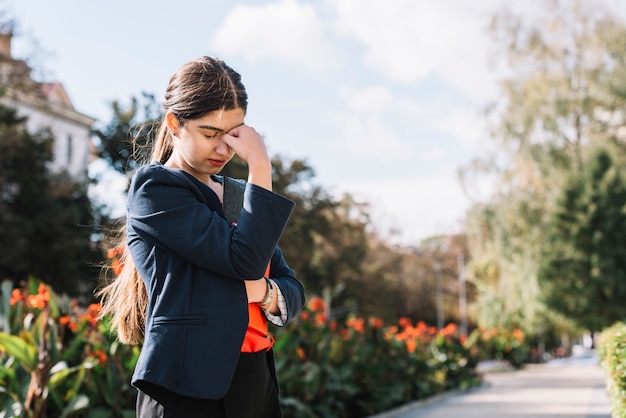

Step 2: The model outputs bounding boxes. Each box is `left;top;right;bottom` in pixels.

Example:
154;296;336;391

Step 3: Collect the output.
0;279;531;417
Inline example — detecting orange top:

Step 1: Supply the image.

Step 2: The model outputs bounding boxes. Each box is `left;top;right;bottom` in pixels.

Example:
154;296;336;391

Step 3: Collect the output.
240;264;274;352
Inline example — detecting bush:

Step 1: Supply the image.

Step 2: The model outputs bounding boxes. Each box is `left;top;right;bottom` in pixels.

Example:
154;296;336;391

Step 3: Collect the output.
0;278;138;417
465;326;530;369
273;297;482;417
0;281;486;418
598;322;626;417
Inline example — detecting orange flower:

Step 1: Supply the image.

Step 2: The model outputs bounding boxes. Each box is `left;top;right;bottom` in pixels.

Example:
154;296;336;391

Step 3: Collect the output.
328;320;337;332
108;246;125;275
112;258;123;276
308;297;325;313
10;289;23;305
346;317;365;333
300;311;310;321
38;284;50;301
398;317;412;329
513;328;524;343
59;315;78;332
441;323;457;337
384;325;398;340
296;347;307;361
27;295;45;310
68;321;78;333
107;246;123;259
405;339;417;353
81;303;102;328
314;312;327;325
369;317;384;329
89;349;107;366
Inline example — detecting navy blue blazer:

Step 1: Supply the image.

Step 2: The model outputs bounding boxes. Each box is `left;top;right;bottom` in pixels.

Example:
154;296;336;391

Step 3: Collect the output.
127;162;305;400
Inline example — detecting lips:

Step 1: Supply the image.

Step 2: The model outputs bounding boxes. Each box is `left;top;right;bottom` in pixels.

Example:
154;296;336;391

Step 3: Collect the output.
208;159;226;167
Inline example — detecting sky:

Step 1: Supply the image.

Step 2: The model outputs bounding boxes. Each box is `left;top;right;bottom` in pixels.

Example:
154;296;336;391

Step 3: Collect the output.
6;0;624;245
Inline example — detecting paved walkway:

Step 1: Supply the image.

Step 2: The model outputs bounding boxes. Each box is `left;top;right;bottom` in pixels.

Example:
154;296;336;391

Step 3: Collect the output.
370;353;613;418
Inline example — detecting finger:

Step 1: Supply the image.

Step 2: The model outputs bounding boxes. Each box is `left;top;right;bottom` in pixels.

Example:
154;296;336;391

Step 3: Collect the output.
226;123;247;137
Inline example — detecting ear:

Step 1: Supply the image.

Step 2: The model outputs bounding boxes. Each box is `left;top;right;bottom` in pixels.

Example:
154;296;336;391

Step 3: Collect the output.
165;112;180;135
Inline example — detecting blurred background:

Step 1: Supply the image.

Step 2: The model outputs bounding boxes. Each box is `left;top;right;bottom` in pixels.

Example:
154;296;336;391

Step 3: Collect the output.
2;0;626;416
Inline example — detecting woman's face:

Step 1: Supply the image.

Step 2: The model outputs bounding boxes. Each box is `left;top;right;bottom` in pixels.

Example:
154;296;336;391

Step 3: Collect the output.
168;108;245;181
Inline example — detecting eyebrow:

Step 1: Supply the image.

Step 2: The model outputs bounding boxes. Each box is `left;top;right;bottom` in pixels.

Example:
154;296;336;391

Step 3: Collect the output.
197;122;245;132
197;125;224;132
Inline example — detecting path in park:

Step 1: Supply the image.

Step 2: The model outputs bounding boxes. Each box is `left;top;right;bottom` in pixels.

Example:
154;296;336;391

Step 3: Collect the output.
370;351;613;418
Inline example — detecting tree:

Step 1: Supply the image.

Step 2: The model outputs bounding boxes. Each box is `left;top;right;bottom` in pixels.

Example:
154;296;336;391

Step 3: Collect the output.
91;93;162;175
538;147;626;330
223;154;370;301
0;104;100;297
462;0;626;339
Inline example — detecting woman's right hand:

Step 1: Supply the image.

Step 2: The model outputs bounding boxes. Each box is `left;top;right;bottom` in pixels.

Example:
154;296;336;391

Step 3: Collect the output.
223;125;272;191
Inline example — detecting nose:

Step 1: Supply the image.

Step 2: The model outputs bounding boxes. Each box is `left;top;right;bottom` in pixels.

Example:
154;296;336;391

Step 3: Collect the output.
215;136;232;156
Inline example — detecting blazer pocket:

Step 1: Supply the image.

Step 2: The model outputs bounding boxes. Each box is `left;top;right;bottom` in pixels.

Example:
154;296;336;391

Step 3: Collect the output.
152;314;206;326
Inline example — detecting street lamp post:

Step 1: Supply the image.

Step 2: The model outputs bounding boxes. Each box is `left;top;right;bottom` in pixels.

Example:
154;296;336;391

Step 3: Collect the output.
457;253;468;336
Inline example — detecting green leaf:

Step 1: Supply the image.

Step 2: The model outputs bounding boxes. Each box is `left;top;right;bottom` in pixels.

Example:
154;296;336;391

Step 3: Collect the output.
59;393;90;418
48;362;85;389
0;332;37;372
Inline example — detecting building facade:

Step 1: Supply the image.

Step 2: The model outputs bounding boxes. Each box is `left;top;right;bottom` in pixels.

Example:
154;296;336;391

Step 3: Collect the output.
0;32;96;179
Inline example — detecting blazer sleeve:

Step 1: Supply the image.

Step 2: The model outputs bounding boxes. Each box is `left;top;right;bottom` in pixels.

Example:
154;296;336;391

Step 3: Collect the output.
127;164;295;280
268;246;305;324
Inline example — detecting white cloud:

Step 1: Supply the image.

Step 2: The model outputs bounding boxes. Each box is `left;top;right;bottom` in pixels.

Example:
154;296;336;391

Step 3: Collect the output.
330;86;425;160
211;0;342;76
337;173;470;244
340;86;394;115
431;105;488;148
329;112;414;161
327;0;506;102
329;0;470;82
424;146;446;161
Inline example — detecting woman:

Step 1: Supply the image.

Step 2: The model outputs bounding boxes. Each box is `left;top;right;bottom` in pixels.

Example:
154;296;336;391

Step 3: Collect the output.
98;56;305;417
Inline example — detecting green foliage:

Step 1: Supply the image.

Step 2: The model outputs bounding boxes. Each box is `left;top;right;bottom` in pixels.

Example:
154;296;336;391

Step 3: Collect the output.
0;104;100;297
0;278;138;417
598;322;626;417
273;299;482;417
465;327;530;369
91;93;162;175
224;154;370;298
539;148;626;330
0;280;489;418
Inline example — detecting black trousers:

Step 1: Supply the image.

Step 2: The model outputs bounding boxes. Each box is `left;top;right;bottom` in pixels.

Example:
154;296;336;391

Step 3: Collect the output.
136;350;282;418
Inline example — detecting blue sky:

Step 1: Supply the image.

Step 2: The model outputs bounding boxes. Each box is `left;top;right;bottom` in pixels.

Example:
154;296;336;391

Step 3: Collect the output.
8;0;622;244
